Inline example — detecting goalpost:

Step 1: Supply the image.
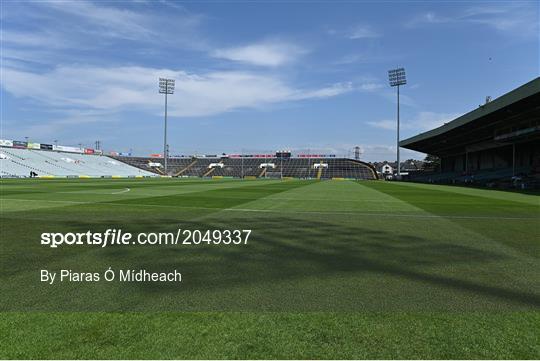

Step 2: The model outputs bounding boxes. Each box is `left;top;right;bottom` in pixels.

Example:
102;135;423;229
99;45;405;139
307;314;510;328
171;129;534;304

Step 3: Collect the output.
265;171;282;179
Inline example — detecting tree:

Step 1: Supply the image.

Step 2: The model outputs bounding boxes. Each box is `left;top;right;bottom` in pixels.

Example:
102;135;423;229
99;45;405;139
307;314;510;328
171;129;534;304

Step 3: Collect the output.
423;154;440;171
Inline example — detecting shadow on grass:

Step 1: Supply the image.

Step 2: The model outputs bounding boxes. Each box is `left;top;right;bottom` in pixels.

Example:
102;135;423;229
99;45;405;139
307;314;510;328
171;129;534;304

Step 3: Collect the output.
360;181;540;256
3;212;539;311
128;216;540;307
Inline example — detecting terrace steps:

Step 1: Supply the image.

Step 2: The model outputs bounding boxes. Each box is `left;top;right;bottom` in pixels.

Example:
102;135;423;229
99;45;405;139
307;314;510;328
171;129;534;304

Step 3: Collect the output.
317;162;324;180
203;167;216;177
174;159;197;176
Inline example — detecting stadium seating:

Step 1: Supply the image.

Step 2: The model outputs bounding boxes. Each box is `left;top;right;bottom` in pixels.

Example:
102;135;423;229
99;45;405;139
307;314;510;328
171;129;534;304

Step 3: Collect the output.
114;155;378;180
405;166;534;187
0;146;378;180
0;147;155;178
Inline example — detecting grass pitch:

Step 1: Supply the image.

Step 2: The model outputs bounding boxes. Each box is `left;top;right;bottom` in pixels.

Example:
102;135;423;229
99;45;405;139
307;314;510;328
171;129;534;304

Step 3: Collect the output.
1;178;539;359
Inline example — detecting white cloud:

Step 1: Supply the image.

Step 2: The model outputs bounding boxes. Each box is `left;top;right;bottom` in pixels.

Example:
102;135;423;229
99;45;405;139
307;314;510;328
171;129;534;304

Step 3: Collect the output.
461;5;537;32
379;89;417;108
212;41;306;67
359;83;384;91
367;120;397;131
333;54;364;65
333;54;375;65
1;0;208;69
1;65;354;118
364;144;425;162
6;111;121;140
413;111;460;130
2;30;72;49
368;111;460;131
417;12;448;25
278;143;424;162
327;24;380;40
407;4;539;37
348;25;380;39
360;144;423;162
37;1;158;40
294;82;353;99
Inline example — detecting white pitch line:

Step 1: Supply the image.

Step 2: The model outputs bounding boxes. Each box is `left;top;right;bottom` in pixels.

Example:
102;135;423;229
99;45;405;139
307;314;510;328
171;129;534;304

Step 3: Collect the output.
3;198;86;204
1;198;537;220
111;188;131;194
222;207;538;220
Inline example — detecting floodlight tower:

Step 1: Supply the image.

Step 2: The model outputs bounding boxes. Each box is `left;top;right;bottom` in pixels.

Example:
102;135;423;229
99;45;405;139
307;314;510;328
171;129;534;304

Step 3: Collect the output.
159;78;175;174
388;67;406;178
354;146;362;160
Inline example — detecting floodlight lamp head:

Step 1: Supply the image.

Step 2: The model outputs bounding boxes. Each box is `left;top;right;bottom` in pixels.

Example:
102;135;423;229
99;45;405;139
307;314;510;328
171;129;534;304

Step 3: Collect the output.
388;68;406;87
158;78;175;94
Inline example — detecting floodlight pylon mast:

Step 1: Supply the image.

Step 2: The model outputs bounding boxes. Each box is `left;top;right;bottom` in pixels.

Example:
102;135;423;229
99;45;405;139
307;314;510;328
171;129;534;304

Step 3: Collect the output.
159;78;175;174
397;83;400;177
240;148;246;179
164;89;168;172
388;67;406;179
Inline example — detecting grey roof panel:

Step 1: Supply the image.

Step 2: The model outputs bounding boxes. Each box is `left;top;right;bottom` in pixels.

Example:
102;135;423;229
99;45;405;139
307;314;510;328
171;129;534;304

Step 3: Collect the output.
400;77;540;148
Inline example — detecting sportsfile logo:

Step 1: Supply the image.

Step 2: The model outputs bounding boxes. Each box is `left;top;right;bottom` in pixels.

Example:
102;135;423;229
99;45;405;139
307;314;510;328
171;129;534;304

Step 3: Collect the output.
41;229;132;248
40;229;252;248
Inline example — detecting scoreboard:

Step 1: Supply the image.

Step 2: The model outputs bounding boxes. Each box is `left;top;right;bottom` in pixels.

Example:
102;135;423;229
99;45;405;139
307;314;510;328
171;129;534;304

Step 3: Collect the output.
275;151;291;159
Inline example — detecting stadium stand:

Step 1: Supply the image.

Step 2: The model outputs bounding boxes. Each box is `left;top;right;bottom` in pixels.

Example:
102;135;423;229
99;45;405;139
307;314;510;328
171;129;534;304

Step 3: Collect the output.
0;146;155;178
114;154;378;180
1;142;378;181
173;158;198;176
400;77;540;189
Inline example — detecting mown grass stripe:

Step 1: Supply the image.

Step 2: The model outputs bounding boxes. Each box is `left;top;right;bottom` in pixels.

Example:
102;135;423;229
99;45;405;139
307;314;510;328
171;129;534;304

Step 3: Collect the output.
3;197;538;220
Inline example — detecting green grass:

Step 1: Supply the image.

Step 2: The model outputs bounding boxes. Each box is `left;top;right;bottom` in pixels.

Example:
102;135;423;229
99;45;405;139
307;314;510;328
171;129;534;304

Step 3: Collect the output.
1;178;539;359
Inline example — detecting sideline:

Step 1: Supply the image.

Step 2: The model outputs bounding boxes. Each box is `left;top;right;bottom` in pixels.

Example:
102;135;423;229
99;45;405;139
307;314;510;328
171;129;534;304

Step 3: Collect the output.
2;198;537;221
111;188;131;194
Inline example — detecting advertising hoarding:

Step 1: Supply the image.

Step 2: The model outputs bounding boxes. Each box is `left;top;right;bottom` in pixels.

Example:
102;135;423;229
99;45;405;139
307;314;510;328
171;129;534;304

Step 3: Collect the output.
12;140;28;148
54;145;83;153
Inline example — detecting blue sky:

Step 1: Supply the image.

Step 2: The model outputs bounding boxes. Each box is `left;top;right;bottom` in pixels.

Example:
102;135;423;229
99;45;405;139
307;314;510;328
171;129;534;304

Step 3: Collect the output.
1;1;538;160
